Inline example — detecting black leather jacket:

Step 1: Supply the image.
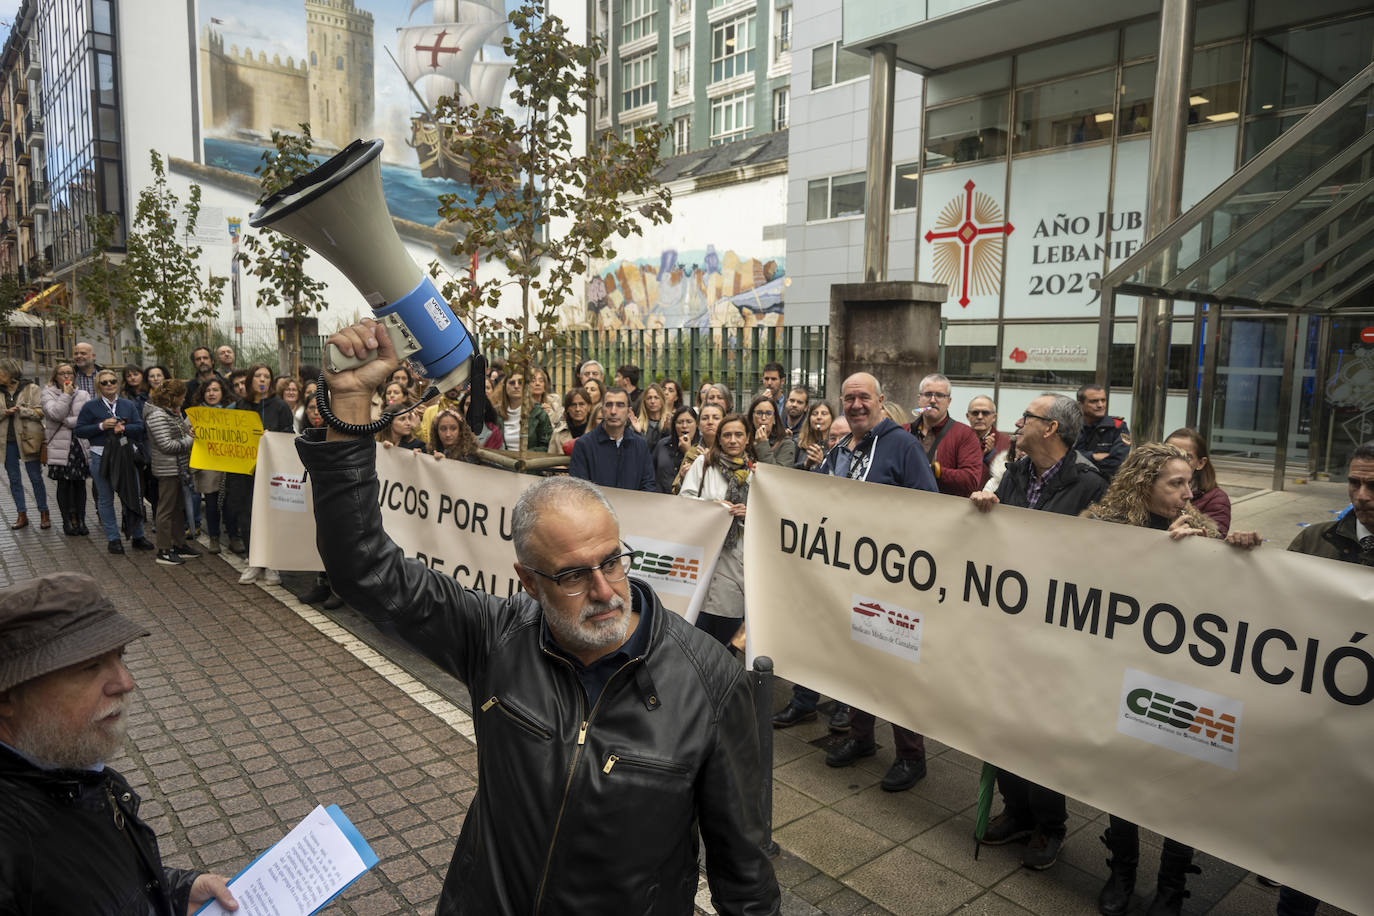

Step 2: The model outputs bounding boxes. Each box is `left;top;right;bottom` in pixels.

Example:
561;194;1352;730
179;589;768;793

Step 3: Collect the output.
297;433;780;916
0;745;198;915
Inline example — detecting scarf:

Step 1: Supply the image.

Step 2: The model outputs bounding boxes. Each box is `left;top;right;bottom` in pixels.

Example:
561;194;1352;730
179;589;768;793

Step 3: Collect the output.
715;453;751;548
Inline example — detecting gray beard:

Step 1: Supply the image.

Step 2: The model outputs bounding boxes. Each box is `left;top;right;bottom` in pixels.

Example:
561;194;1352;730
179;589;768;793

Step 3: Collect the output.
544;593;631;657
9;703;127;770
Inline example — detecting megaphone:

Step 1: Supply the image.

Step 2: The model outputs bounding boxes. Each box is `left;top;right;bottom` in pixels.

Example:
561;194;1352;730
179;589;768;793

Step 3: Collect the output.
249;138;474;396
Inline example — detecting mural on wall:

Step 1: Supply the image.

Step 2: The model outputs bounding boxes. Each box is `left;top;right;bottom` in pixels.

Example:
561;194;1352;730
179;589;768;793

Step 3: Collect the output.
198;0;516;228
570;247;786;330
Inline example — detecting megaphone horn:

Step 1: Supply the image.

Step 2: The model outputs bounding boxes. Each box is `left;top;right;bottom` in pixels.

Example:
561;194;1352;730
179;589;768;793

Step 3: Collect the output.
249;138;474;398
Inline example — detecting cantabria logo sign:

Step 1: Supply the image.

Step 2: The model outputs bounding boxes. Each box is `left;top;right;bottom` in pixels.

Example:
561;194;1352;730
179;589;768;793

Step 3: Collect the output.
628;536;703;597
1117;668;1242;770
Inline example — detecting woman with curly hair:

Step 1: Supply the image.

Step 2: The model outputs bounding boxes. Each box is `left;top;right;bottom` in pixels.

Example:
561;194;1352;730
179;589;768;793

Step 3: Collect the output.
428;408;480;463
1083;441;1259;916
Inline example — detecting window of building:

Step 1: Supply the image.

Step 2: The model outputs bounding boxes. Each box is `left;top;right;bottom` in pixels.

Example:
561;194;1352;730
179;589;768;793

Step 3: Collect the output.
893;162;918;210
598;61;610;119
674;44;690;92
1014;69;1116;153
621;51;657;111
924;93;1008;167
710;89;753;144
810;41;867;90
621;0;657;44
311;51;318;66
336;56;343;69
776;8;791;56
673;115;691;154
711;13;755;83
806;172;865;221
773;87;789;130
1118;41;1245;141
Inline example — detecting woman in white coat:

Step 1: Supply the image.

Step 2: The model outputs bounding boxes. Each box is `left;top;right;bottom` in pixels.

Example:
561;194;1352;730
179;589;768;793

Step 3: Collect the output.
678;412;751;648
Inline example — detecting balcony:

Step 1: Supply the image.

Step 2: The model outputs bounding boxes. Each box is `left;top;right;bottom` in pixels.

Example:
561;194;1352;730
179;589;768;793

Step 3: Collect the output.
18;201;32;228
0;165;11;189
24;110;42;144
28;181;46;211
775;33;791;55
13;79;27;105
15;138;28;166
25;42;40;82
1;218;15;239
674;69;689;91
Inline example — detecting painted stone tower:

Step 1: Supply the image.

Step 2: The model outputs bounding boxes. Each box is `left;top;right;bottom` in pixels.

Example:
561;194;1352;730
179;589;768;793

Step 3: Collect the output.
305;0;375;148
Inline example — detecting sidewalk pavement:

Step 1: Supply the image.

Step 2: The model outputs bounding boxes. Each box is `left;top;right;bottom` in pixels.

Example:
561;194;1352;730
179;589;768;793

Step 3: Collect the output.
0;464;1355;916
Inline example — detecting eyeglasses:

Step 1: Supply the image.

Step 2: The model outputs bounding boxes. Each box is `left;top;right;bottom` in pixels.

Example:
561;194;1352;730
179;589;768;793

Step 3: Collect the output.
56;370;74;376
752;408;775;417
919;391;950;400
967;409;993;417
525;543;635;597
98;380;118;386
1021;411;1054;424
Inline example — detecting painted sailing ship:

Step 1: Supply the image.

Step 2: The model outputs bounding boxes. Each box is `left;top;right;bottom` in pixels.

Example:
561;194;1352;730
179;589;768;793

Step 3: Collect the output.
395;0;514;181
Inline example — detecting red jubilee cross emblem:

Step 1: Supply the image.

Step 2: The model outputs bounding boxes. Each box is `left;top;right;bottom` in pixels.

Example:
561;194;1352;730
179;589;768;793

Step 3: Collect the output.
924;180;1014;307
414;29;462;69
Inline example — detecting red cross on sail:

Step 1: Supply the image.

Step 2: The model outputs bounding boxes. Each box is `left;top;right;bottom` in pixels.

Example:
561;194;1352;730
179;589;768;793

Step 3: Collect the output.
396;22;505;88
924;180;1014;307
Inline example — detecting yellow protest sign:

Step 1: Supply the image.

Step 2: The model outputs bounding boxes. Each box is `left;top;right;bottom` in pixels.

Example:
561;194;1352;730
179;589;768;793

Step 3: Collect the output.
188;406;264;474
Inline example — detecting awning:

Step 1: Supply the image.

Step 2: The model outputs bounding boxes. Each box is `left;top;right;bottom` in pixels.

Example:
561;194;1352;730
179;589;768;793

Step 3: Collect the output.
1096;62;1374;314
19;282;65;312
3;309;44;327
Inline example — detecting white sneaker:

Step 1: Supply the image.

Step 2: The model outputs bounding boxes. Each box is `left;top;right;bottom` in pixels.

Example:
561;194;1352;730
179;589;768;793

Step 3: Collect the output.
263;568;281;586
239;566;263;584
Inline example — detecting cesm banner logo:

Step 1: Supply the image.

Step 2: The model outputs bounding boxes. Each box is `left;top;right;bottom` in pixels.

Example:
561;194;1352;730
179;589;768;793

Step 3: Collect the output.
1117;668;1242;770
850;594;922;664
628;536;704;597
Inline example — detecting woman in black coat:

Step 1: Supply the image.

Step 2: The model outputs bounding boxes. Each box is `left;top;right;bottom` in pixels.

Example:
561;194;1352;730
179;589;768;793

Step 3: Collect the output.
652;405;698;495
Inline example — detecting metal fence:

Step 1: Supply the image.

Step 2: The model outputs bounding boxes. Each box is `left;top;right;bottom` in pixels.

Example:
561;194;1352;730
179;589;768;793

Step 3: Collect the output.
485;325;831;409
217;320;832;409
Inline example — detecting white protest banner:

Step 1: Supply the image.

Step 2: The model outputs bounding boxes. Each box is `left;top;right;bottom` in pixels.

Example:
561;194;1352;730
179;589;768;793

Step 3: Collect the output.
744;464;1374;914
250;433;732;621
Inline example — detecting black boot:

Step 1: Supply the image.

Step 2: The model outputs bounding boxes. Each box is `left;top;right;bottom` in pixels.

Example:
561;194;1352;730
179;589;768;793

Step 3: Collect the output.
1097;820;1139;916
1145;839;1199;916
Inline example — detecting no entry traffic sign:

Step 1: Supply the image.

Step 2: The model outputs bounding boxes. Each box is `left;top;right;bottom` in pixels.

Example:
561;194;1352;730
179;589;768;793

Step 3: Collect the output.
1361;326;1374;344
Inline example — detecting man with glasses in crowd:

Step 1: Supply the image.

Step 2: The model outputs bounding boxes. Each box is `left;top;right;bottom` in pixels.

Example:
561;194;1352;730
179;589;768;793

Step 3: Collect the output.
966;396;1010;488
295;319;780;915
74;369;153;555
968;393;1108;870
910;373;983;497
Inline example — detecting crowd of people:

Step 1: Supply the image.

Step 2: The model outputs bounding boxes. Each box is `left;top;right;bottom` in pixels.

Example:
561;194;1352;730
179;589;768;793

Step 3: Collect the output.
4;338;1364;916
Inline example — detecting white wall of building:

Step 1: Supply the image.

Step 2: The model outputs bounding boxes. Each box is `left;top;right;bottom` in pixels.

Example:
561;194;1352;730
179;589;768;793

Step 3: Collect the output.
784;0;922;326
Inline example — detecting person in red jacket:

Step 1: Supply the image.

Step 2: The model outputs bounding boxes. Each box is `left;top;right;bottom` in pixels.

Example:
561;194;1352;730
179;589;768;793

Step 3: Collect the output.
909;373;984;497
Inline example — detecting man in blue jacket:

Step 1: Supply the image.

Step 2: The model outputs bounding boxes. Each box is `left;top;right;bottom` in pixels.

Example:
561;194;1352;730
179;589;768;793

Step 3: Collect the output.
569;387;659;492
74;369;153;555
816;372;937;791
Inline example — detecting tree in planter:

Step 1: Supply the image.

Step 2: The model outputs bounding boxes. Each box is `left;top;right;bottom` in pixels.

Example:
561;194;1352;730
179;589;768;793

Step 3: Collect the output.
70;213;137;363
123;152;226;369
238;124;329;380
432;0;671;457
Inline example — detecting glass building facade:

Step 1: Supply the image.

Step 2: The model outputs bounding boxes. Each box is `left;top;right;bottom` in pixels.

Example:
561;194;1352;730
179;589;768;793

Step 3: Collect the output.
39;0;125;266
904;0;1373;466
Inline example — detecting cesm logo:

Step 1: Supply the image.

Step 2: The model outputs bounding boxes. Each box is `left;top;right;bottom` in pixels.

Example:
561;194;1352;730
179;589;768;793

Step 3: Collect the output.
850;593;922;664
1117;669;1242;770
628;536;703;597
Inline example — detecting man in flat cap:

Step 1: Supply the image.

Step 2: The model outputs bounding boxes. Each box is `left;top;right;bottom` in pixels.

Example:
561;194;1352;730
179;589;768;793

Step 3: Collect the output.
0;573;237;915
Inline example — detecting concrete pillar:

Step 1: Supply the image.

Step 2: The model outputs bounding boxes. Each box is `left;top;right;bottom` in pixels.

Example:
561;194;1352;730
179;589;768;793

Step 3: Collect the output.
828;281;947;409
863;44;896;282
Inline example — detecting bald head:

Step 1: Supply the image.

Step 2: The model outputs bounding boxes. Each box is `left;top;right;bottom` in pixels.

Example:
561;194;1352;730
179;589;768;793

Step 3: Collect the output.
841;373;885;438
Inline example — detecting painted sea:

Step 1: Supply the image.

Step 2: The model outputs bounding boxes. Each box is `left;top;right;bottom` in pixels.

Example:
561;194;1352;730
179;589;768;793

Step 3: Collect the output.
204;137;481;228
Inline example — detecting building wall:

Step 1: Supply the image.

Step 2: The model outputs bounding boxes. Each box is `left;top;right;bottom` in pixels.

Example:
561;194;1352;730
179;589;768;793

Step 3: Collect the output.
576;168;787;330
783;0;922;327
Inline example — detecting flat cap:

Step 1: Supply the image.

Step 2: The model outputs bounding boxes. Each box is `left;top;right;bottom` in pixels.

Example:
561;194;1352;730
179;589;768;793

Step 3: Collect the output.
0;573;148;693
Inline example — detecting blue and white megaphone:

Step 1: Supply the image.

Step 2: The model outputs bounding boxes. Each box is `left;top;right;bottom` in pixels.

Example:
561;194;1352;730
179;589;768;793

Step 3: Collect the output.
249;138;474;395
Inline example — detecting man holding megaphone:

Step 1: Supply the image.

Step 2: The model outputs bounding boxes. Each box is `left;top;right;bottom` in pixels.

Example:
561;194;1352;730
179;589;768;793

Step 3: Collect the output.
295;320;780;915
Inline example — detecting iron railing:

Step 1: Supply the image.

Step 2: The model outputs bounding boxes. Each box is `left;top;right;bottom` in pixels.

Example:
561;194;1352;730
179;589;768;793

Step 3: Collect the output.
483;324;830;410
